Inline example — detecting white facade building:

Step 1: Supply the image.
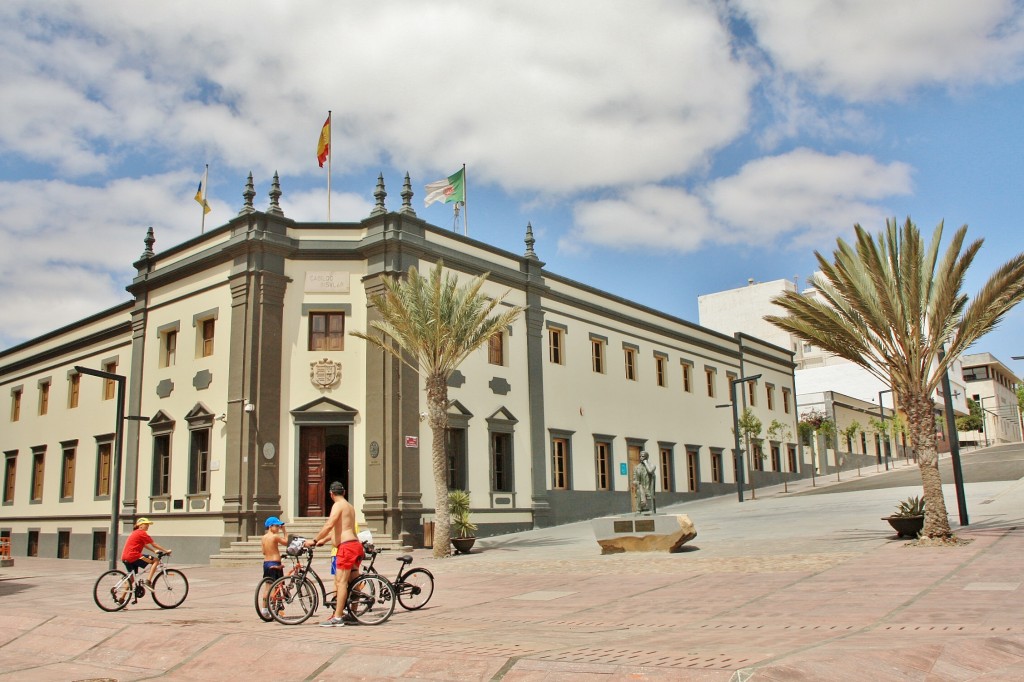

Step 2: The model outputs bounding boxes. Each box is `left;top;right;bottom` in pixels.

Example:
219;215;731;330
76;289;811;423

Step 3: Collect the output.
960;353;1022;446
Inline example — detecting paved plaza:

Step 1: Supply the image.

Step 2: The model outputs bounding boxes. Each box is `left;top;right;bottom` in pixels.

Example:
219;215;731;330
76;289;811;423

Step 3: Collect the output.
2;445;1023;681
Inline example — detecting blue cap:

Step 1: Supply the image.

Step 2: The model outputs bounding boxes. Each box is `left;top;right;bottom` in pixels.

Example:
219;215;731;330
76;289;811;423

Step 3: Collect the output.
265;516;284;528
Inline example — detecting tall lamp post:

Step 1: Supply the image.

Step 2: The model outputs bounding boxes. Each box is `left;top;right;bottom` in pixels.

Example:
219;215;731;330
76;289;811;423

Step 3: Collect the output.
938;347;968;526
729;374;761;503
878;388;892;470
73;365;148;569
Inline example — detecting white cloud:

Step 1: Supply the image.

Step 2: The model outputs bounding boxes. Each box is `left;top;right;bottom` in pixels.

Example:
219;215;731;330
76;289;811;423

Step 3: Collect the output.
736;0;1024;101
0;1;756;192
567;149;913;254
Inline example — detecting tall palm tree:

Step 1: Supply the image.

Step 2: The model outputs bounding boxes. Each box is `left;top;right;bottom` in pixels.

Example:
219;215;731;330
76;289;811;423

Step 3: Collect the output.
352;260;524;557
766;218;1024;538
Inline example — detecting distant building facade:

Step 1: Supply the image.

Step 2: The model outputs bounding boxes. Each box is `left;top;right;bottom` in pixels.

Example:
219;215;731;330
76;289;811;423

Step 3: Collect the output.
1;174;802;563
959;353;1022;446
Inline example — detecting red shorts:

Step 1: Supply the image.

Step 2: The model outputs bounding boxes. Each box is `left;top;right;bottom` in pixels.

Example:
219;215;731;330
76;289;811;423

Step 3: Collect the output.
331;540;365;573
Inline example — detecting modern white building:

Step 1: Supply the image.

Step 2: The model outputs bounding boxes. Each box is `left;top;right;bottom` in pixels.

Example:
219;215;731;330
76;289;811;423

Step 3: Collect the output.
1;173;802;564
959;353;1022;446
698;277;969;450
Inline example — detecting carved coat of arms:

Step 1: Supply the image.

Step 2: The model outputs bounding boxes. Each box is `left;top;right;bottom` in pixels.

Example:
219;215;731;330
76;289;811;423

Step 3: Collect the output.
310;358;341;389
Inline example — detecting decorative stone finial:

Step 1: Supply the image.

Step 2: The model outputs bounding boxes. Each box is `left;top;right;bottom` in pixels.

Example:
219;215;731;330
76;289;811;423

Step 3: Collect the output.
371;173;387;216
400;172;416;216
525;222;538;260
239;172;256;215
141;226;155;259
268;171;284;216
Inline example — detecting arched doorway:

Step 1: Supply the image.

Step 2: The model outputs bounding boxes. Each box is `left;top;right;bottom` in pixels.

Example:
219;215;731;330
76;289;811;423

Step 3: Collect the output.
291;398;358;517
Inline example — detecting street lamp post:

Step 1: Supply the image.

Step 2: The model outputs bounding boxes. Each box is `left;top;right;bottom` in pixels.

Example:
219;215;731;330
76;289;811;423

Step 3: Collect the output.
729;374;761;503
979;395;995;447
938;347;968;526
73;365;148;569
878;389;892;470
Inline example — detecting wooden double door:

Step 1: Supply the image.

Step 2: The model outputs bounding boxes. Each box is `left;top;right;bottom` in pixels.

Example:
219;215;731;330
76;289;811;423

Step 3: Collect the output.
298;425;350;516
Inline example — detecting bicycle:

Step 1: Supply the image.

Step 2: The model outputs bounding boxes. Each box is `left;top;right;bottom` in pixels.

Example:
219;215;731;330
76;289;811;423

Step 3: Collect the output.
267;540;395;626
360;544;434;610
93;551;189;611
254;551;328;622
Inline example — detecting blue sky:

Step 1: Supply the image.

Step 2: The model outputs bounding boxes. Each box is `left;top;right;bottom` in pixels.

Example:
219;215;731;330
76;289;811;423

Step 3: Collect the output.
1;0;1023;376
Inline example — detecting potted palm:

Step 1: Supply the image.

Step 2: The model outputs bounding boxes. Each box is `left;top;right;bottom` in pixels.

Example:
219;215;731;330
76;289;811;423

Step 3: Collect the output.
448;489;478;554
883;495;925;538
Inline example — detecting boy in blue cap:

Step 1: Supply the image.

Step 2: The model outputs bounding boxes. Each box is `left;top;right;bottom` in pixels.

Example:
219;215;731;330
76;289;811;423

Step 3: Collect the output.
261;516;288;581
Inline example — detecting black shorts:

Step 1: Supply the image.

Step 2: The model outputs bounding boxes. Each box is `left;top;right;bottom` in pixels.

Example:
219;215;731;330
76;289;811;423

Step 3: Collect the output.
123;556;151;573
263;562;284;580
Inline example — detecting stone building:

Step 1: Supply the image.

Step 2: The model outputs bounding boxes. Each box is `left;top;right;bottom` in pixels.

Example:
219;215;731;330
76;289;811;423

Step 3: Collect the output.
1;173;800;563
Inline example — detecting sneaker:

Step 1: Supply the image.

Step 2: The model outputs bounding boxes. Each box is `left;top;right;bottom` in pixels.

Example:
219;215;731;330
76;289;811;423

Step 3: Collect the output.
260;608;271;619
319;616;347;627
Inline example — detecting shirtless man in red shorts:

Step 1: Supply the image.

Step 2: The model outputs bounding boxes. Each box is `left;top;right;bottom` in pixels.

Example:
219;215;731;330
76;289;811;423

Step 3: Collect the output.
306;481;363;627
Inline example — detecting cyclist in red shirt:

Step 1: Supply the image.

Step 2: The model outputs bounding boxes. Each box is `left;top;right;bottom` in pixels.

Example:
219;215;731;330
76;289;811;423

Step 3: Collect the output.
121;518;172;586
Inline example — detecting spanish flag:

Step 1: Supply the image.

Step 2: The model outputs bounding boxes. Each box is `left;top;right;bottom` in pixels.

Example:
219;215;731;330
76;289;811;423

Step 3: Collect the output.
317;114;331;168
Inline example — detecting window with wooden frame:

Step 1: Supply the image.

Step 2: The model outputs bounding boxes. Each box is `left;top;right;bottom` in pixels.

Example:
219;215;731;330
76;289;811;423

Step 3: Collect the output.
770;444;781;472
152;434;171;497
3;452;16;504
38;380;50;415
200;318;216;357
595;441;612;491
654;354;667;387
96;441;112;497
189;428;211;494
705;367;716;398
681;361;693;393
68;373;80;409
552;437;571;490
309;312;345;351
161;330;177;367
591;337;605;374
661;447;675;492
30;449;45;502
624;346;637;381
711;449;722;483
788;445;798;472
488;331;504;366
747;379;757;406
685;449;699;492
103;361;117;400
60;444;76;500
10;388;21;421
782;388;791;414
766;384;775;411
548;327;564;364
491;432;513;492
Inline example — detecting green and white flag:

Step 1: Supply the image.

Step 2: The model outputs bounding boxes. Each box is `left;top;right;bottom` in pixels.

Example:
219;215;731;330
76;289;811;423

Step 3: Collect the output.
424;167;465;206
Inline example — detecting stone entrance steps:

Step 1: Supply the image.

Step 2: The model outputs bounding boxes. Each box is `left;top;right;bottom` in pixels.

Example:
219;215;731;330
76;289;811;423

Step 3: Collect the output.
208;517;409;567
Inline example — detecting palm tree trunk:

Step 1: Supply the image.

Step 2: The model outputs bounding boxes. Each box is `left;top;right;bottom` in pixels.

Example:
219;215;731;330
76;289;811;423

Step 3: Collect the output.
906;393;953;538
426;373;452;558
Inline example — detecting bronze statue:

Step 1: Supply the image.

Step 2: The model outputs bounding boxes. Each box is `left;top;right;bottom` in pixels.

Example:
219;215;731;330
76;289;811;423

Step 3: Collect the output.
633;450;657;514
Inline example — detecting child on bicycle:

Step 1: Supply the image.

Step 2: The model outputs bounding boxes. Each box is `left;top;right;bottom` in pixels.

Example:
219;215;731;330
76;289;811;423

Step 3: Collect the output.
261;516;289;581
121;518;172;586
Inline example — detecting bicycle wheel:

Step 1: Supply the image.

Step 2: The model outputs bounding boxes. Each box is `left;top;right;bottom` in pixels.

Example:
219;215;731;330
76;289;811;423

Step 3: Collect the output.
397;568;435;610
151;568;189;608
346;574;395;626
93;570;132;612
269;576;318;625
255;577;274;621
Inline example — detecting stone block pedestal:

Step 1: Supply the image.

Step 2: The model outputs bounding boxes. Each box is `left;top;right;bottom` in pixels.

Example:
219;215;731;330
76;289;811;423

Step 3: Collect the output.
591;513;697;554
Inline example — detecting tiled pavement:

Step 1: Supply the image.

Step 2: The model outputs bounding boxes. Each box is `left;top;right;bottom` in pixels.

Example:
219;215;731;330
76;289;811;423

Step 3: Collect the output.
2;453;1023;680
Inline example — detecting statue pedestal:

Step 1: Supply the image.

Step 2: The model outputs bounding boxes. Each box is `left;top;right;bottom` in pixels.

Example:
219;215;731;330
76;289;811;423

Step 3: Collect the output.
591;514;697;554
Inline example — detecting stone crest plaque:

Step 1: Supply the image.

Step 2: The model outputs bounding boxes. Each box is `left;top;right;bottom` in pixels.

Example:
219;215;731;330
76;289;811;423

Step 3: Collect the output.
309;358;341;389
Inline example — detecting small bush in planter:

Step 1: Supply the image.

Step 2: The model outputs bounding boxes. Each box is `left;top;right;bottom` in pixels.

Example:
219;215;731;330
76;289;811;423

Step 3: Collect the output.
448;490;478;552
892;496;925;517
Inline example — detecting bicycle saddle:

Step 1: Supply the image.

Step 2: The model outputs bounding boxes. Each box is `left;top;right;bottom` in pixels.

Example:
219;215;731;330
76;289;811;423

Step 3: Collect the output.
396;555;413;563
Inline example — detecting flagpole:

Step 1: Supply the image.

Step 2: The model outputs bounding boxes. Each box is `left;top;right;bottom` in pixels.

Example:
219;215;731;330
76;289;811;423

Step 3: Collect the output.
327;111;332;222
462;163;468;236
200;164;209;234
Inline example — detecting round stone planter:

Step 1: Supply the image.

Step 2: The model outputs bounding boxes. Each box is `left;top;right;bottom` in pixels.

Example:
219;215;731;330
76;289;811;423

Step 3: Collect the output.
883;515;924;538
451;536;476;554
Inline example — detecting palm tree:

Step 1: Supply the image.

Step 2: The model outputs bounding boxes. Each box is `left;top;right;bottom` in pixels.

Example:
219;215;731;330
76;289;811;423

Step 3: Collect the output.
766;218;1024;538
352;260;524;558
